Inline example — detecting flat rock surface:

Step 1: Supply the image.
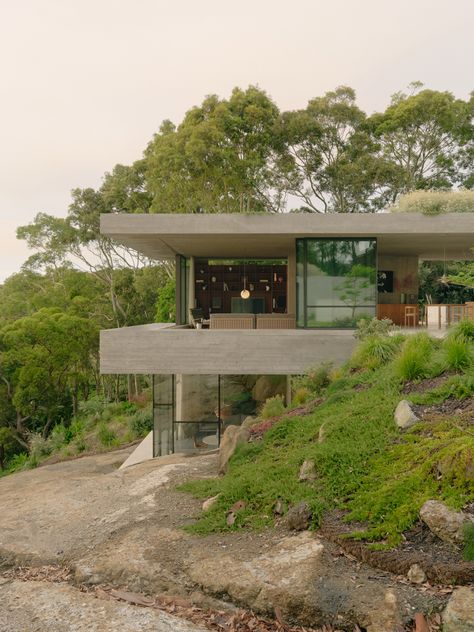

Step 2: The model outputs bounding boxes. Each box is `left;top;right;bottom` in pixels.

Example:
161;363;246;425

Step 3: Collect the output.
0;580;208;632
0;448;446;630
0;447;215;564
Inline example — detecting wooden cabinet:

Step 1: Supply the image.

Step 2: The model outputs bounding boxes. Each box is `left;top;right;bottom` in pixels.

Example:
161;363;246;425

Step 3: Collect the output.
377;304;419;326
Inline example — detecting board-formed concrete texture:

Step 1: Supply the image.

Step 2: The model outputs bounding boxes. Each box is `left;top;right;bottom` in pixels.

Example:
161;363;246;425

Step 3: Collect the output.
100;324;356;375
101;212;474;260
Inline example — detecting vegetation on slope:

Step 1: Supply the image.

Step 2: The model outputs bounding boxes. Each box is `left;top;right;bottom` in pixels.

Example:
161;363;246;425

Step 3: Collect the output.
1;392;152;477
181;320;474;551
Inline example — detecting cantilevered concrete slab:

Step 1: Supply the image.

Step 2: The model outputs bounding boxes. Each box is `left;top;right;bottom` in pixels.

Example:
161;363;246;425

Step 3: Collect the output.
101;213;474;260
100;324;356;375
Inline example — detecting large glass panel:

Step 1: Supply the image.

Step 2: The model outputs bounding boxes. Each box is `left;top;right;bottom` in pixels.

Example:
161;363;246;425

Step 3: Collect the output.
174;375;220;453
296;238;377;328
153;375;175;457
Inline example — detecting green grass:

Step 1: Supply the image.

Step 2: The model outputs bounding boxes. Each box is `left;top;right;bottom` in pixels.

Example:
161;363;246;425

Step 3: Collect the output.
180;329;474;548
463;522;474;561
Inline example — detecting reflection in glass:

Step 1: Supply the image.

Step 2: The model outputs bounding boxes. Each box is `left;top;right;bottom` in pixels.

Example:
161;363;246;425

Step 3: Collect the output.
297;238;377;328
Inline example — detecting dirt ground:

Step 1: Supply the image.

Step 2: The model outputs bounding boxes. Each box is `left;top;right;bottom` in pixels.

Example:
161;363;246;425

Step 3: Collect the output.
0;447;451;631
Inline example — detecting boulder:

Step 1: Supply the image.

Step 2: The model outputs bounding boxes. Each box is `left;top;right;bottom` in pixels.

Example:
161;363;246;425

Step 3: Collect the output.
443;587;474;632
298;459;317;482
252;376;286;403
286;501;312;531
420;500;474;545
202;494;220;512
394;400;419;430
241;416;258;429
407;563;426;584
218;425;250;475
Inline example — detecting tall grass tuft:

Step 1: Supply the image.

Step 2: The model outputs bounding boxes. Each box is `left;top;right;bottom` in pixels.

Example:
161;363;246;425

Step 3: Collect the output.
351;334;402;369
443;336;473;371
394;333;436;381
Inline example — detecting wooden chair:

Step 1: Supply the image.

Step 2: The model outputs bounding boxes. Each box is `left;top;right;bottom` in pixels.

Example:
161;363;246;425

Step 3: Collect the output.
404;306;417;328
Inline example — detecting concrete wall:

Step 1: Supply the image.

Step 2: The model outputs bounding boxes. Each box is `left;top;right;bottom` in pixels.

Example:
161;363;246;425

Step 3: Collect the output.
100;324;356;375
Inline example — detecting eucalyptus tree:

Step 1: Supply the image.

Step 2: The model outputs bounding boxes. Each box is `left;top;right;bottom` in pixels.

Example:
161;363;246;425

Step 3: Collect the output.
369;83;474;197
274;86;398;213
145;86;284;214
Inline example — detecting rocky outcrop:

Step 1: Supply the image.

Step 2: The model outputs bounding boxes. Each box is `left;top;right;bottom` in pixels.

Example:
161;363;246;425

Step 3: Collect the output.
218;425;250;475
394;400;419;429
298;459;317;482
420;500;474;545
443;587;474;632
241;415;258;429
202;494;220;511
251;376;286;403
285;501;312;530
407;563;426;584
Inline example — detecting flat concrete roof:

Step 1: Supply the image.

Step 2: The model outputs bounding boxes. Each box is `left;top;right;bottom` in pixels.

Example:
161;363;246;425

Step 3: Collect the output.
100;212;474;260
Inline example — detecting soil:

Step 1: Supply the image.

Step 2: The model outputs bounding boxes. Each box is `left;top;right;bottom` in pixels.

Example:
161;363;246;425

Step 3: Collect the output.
402;375;454;395
410;396;474;423
320;512;474;585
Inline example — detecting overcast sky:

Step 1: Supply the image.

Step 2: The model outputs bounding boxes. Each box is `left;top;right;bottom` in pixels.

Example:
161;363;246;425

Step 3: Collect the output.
0;0;472;281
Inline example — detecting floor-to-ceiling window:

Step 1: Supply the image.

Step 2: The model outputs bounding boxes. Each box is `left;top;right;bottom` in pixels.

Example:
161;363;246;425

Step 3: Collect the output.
296;238;377;328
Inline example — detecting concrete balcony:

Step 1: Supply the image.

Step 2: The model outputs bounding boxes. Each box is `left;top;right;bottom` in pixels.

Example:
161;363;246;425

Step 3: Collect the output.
100;323;357;375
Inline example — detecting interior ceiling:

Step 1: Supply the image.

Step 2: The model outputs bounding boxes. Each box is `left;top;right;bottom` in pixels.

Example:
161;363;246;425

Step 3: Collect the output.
107;232;474;261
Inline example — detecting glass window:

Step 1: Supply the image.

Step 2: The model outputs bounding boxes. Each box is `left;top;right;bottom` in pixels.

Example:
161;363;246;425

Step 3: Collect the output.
296;238;377;328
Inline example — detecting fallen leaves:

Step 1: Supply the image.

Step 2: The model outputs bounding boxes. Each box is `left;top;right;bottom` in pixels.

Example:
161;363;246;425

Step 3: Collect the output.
1;565;71;583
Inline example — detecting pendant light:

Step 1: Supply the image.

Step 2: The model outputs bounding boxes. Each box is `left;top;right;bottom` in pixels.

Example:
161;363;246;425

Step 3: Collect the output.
438;247;449;285
240;262;250;299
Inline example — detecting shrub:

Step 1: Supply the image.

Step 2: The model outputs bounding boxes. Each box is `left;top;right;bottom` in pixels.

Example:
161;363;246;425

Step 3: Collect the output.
260;395;285;419
463;522;474;562
78;396;108;417
394;333;435;381
293;363;333;395
389;190;474;215
28;433;52;460
450;319;474;342
7;452;30;472
292;387;311;406
97;423;118;447
443;336;473;371
129;408;153;439
354;317;395;340
352;334;400;369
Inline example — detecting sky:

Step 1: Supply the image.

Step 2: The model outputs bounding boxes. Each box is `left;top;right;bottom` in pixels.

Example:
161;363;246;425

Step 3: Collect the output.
0;0;473;281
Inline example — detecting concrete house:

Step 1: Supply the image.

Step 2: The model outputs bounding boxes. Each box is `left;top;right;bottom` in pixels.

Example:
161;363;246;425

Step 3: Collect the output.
100;212;474;457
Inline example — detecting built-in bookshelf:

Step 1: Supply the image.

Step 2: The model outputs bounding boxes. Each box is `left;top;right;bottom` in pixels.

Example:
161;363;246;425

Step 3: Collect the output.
194;261;287;318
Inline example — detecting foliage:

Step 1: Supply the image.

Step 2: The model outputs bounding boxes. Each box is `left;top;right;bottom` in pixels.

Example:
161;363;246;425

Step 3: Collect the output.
393;333;437;381
129;408;153;439
145;86;282;214
463;522;474;562
275;86;398;213
155;277;176;323
418;261;474;305
259;395;286;419
370;85;474;195
351;334;403;369
450;319;474;342
354;317;395;340
292;363;332;395
443;336;473;371
390;190;474;215
180;331;474;547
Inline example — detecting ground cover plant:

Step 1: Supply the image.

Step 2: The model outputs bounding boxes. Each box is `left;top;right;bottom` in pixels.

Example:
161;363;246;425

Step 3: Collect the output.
181;321;474;553
0;392;152;476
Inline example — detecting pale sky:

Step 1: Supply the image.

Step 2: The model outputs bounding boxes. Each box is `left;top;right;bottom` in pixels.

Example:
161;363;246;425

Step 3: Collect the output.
0;0;473;281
